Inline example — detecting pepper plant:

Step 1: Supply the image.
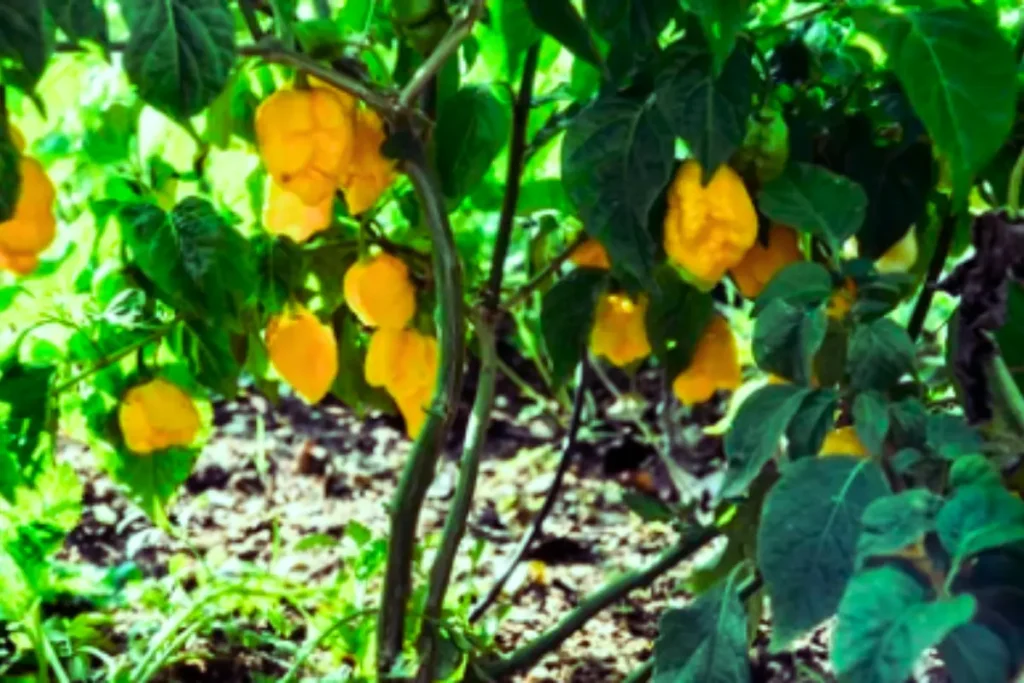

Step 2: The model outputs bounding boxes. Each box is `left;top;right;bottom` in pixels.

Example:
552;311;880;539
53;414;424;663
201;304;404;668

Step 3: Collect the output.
2;0;1024;682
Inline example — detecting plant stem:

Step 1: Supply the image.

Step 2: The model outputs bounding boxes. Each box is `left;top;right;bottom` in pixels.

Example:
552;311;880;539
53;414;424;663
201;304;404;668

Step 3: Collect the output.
1007;145;1024;218
377;146;466;678
415;316;498;681
473;525;720;680
503;232;588;309
484;43;541;312
238;0;265;40
398;0;485;108
908;213;957;341
469;359;590;623
622;659;654;683
51;324;175;395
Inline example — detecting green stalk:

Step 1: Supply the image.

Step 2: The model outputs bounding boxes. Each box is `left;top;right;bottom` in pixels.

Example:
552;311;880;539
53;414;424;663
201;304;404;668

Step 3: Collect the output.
1007;145;1024;219
376;146;466;678
280;609;378;683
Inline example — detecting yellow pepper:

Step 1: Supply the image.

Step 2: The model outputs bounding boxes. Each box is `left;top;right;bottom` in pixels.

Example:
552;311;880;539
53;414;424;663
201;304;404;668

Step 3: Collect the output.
827;278;858;320
118;378;201;455
266;304;340;404
337;108;396;215
729;224;802;298
365;327;438;438
0;149;57;276
569;238;611;270
819;426;868;457
672;315;742;405
261;177;333;243
589;293;651;367
874;229;919;274
343;252;417;330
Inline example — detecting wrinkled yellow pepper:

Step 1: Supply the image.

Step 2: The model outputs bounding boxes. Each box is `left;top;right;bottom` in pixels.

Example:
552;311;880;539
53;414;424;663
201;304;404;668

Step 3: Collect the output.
819;426;868;457
663;160;758;286
589;293;651;367
874;228;919;274
672;315;742;406
255;86;356;205
118;378;201;455
344;252;417;330
266;304;340;404
365;327;438;437
569;238;611;270
261;177;333;244
0;130;57;276
338;108;396;215
730;224;802;298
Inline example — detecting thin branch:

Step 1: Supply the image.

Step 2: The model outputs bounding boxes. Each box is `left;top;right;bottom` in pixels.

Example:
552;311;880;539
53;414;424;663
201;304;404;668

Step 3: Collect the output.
503;232;588;309
469;358;590;624
51;324;175;395
472;525;721;680
622;660;654;683
415;315;498;681
398;0;486;108
908;213;957;341
238;0;266;41
484;43;541;312
376;144;467;678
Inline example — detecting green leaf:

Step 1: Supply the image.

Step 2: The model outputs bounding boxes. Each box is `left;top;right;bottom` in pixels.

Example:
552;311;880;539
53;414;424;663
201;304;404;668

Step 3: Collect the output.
584;0;672;80
925;413;982;460
853;6;1016;201
645;266;715;378
622;490;673;523
722;383;811;498
752;299;826;385
758;163;867;251
541;268;607;387
682;0;750;76
435;85;512;201
104;446;198;521
655;38;753;180
562;94;675;286
846;319;915;393
995;282;1024;397
0;361;55;496
937;484;1024;577
119;0;236;120
757;456;890;649
939;624;1014;683
653;566;751;683
493;0;541;68
785;389;837;458
0;0;51;90
46;0;109;45
833;566;975;683
523;0;601;66
751;261;834;317
856;490;943;566
176;320;241;397
853;391;889;456
948;454;1002;490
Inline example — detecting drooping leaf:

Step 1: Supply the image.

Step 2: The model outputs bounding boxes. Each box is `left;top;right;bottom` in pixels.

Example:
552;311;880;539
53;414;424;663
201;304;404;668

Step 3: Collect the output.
846;318;915;393
541;268;608;387
722;383;811;498
435;85;512;201
119;0;236;120
645;266;715;378
751;261;834;317
0;0;51;90
785;388;837;458
562;94;675;286
523;0;601;66
937;484;1024;577
46;0;109;45
833;566;975;683
655;38;753;180
853;391;889;456
853;6;1016;201
758;163;867;251
757;456;890;649
653;566;751;683
752;299;826;386
856;490;943;566
939;623;1015;683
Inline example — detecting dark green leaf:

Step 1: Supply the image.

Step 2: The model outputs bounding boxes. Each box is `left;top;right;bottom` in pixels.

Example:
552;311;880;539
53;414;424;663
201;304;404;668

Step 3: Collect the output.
585;0;672;80
758;163;867;251
751;261;834;317
562;94;675;285
103;446;198;520
622;490;673;523
541;269;607;387
435;85;512;201
655;39;753;180
925;413;982;460
786;389;837;458
888;397;928;451
995;282;1024;396
46;0;109;45
853;391;889;456
939;624;1014;683
856;490;943;566
0;0;51;89
948;454;1002;490
682;0;750;76
0;361;55;495
833;566;974;683
119;0;236;120
752;299;826;385
722;383;811;498
523;0;601;65
654;566;751;683
0;125;20;223
846;318;915;393
757;456;890;648
177;320;241;396
853;6;1016;200
937;484;1024;576
645;266;715;377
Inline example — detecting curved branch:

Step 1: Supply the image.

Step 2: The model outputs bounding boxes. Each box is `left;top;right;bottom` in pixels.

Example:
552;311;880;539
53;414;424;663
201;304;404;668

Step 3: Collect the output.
398;0;486;108
376;145;467;678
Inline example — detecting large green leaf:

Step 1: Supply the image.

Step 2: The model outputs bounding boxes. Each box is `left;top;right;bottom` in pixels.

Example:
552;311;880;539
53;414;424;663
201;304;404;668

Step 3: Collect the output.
757;456;890;649
46;0;109;45
562;94;675;285
645;266;715;378
541;269;608;387
655;38;753;181
752;299;826;386
853;6;1016;201
751;261;834;317
924;413;982;460
939;624;1014;683
653;566;751;683
435;85;512;201
852;391;889;456
721;383;811;498
0;124;21;231
856;489;943;567
682;0;750;76
523;0;601;66
176;320;242;397
937;484;1024;578
846;318;915;393
758;163;867;251
0;360;55;499
119;0;236;120
0;0;51;90
584;0;672;80
833;566;975;683
785;388;837;458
